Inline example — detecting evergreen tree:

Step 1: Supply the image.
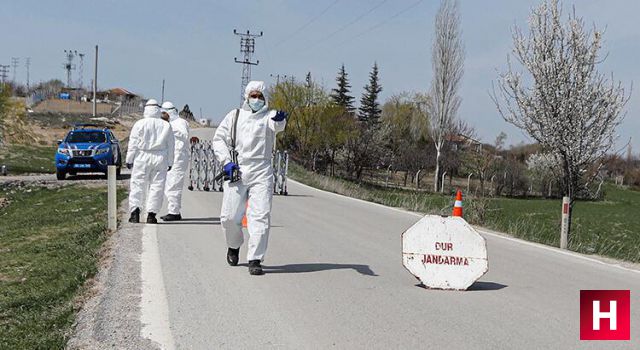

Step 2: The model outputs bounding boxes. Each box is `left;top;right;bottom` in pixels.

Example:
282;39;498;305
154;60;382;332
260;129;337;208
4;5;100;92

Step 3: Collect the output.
330;64;355;113
358;62;383;124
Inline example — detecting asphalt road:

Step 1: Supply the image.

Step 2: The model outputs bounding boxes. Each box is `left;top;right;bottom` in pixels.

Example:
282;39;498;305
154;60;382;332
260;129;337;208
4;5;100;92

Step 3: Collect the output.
130;128;640;349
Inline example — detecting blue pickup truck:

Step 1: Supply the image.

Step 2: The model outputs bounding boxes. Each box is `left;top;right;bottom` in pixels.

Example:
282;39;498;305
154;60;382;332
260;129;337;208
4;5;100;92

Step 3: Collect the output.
55;124;122;180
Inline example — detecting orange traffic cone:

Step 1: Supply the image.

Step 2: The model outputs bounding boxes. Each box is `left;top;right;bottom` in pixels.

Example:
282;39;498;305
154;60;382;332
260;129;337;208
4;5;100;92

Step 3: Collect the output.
452;189;463;217
242;201;248;228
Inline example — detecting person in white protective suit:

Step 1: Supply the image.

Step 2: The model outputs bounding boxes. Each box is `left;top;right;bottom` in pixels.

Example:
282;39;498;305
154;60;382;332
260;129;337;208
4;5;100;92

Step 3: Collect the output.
126;99;175;224
160;101;190;221
212;81;288;275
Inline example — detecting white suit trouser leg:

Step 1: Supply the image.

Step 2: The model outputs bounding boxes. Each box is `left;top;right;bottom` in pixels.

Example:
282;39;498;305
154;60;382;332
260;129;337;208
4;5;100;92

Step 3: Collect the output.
220;179;273;261
165;158;188;214
128;152;167;214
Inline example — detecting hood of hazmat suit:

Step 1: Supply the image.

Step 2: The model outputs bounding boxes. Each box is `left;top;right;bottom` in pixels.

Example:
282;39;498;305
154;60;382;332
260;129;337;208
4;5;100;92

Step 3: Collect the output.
144;99;162;119
161;101;181;121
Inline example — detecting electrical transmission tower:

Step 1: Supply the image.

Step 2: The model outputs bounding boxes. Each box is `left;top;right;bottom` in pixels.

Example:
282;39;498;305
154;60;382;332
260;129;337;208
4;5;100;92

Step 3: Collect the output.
11;57;19;82
63;49;78;88
0;65;9;84
77;53;85;89
25;57;31;91
233;29;262;103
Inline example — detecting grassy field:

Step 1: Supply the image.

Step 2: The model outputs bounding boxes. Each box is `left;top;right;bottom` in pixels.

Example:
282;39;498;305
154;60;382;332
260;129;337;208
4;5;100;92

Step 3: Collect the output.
289;163;640;263
0;184;125;348
0;144;56;174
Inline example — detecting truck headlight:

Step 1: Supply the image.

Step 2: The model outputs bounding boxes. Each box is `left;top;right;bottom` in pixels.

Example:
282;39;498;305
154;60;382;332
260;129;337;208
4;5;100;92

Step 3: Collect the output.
58;148;71;156
95;148;109;155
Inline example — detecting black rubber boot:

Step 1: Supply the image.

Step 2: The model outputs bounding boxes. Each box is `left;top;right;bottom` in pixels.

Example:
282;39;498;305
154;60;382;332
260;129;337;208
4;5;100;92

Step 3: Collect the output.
227;248;240;266
161;213;182;221
128;208;140;223
146;212;158;224
248;260;264;276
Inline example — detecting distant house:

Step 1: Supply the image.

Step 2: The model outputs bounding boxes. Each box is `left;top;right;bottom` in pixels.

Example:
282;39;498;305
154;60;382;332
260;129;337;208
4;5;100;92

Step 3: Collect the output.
447;133;483;152
101;88;139;102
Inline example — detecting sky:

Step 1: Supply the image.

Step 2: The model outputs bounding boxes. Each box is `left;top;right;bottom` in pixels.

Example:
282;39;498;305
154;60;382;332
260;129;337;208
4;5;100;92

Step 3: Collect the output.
1;0;639;150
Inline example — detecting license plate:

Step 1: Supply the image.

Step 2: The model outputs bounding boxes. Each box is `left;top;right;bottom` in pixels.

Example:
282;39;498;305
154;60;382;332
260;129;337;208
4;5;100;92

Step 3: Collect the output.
73;164;91;168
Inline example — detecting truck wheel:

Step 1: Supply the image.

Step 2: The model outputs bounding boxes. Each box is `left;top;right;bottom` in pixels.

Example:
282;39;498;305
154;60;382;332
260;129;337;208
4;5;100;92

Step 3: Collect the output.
56;170;66;180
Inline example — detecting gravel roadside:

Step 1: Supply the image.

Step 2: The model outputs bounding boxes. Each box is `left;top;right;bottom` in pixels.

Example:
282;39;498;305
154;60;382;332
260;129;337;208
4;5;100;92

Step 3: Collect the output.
66;181;161;349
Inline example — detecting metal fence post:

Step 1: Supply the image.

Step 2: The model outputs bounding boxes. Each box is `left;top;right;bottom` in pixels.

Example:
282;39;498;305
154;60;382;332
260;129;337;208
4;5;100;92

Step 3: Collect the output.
108;165;117;231
441;171;447;193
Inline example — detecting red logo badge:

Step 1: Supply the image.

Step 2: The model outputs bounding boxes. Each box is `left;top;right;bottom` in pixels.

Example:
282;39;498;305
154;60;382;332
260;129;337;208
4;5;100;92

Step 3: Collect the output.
580;290;630;340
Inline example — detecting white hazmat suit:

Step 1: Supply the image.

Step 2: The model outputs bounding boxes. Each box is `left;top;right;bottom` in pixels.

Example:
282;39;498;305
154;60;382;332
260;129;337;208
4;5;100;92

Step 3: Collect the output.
213;81;286;262
127;100;175;215
162;101;190;215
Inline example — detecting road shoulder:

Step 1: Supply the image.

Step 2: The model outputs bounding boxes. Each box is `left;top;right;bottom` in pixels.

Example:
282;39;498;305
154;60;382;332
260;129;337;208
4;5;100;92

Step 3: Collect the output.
67;197;160;350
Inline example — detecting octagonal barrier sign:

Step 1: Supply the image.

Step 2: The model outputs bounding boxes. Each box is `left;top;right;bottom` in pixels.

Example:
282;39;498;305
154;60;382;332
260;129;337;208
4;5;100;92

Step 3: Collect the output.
402;215;488;290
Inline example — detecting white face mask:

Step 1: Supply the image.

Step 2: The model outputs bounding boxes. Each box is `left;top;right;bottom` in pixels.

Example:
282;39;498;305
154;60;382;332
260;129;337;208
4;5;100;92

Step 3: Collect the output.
248;98;265;112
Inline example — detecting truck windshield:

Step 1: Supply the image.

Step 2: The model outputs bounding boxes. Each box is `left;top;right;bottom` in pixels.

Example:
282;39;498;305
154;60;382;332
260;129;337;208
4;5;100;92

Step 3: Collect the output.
66;131;106;143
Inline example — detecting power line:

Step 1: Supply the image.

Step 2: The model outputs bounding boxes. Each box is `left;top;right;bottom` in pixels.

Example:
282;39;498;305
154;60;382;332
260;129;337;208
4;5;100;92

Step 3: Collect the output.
337;0;425;47
234;29;263;104
300;0;389;54
274;0;341;48
270;73;289;85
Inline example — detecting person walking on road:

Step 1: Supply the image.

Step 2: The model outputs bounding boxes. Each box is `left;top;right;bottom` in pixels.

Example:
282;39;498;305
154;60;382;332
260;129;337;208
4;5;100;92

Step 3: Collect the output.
212;81;287;275
127;99;175;224
160;101;190;221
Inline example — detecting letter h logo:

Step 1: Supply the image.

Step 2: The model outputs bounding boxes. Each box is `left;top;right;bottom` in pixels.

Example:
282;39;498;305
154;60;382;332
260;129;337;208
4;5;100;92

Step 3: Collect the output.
580;290;630;340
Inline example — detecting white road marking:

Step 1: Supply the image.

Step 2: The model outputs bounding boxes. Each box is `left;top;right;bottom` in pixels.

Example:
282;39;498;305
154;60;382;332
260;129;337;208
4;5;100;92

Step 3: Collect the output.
289;179;640;275
140;224;175;350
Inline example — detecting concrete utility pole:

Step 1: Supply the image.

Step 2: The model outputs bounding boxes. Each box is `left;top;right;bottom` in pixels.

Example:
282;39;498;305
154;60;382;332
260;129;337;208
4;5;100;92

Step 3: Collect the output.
234;29;262;103
161;79;165;103
92;45;98;117
25;57;31;91
63;49;78;88
11;57;19;82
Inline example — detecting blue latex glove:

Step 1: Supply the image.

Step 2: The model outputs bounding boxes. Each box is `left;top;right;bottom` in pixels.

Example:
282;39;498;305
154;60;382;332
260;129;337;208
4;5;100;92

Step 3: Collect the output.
272;110;288;122
126;163;133;169
223;162;239;178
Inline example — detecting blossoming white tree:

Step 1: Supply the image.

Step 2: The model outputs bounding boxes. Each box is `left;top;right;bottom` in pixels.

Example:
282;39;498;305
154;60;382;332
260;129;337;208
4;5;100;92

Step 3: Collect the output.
527;152;561;196
492;0;629;243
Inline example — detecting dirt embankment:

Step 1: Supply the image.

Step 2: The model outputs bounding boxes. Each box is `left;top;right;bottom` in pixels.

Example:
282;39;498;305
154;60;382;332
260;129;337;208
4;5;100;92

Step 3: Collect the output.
32;100;113;115
3;98;139;147
0;98;37;145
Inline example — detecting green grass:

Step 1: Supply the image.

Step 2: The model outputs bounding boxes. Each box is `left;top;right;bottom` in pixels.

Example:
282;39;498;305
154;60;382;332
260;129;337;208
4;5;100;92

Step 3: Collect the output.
486;186;640;262
0;144;56;174
0;185;126;348
289;163;640;263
